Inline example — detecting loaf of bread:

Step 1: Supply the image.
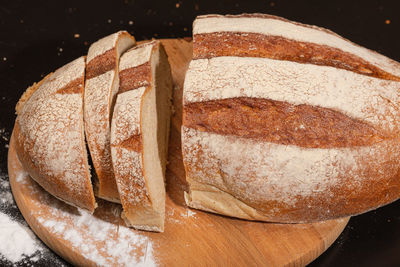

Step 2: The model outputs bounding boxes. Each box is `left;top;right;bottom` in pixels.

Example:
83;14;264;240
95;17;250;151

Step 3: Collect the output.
15;14;400;230
182;14;400;223
15;57;97;212
111;41;173;232
84;31;136;203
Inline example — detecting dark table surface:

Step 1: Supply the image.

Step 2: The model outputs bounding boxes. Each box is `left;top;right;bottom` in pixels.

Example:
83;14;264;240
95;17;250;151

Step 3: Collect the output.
0;0;399;266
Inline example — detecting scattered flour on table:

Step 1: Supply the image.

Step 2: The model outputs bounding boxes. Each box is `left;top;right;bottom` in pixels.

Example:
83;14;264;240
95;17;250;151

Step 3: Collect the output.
187;209;196;217
0;212;43;263
36;204;157;266
0;128;9;142
15;163;158;267
166;206;198;225
0;175;14;207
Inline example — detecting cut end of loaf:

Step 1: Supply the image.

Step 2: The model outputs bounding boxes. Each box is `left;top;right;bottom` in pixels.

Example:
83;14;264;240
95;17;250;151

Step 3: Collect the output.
133;41;172;231
183;183;271;222
121;211;164;232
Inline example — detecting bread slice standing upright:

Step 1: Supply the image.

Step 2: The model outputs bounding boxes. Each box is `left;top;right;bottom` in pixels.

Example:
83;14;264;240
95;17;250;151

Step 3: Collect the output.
182;14;400;223
84;31;136;203
111;41;173;232
15;57;97;212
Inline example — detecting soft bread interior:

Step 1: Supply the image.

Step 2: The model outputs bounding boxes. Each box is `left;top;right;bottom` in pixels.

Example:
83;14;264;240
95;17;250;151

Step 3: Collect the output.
135;44;172;231
155;45;173;176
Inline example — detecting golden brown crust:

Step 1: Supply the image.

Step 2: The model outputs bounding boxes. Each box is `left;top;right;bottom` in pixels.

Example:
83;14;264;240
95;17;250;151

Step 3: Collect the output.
15;120;96;212
15;73;52;115
197;13;350;39
183;128;400;223
118;63;151;94
112;147;151;199
111;40;172;232
86;48;116;79
112;134;142;152
15;56;97;212
185;163;400;223
193;33;400;81
90;143;118;202
111;48;153;211
84;32;136;203
55;78;82;94
183;97;387;148
183;14;400;223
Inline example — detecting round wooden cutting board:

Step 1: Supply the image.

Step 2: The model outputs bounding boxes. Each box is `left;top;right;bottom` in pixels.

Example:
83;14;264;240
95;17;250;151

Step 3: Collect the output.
8;39;349;267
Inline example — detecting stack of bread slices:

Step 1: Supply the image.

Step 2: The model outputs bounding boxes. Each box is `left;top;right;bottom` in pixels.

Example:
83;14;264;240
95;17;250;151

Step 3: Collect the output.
14;14;400;233
15;31;173;232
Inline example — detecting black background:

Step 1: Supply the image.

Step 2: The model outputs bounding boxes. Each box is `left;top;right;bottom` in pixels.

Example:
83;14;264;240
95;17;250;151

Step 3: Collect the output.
0;0;400;266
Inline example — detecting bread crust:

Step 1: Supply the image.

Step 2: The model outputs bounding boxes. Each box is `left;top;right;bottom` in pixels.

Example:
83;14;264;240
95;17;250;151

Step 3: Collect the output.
183;127;400;223
182;14;400;223
119;62;151;94
111;41;171;232
183;97;386;148
15;57;96;212
194;32;400;81
84;31;136;203
15;73;52;115
193;14;400;78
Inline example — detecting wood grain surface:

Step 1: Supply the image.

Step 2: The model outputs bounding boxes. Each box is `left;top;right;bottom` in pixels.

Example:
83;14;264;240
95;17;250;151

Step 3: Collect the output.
8;38;349;267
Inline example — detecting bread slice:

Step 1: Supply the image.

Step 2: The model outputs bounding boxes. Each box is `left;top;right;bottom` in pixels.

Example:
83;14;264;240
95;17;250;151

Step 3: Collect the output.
182;14;400;223
84;31;136;203
15;57;97;212
110;41;173;232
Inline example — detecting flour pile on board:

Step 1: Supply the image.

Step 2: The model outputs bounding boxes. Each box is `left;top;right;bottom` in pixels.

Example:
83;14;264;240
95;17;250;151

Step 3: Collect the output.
0;171;44;264
0;212;43;263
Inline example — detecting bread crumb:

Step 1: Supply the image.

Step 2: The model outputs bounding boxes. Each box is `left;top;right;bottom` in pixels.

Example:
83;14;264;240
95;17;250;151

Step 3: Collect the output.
385;19;391;24
74;33;80;38
0;128;9;142
128;20;134;25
